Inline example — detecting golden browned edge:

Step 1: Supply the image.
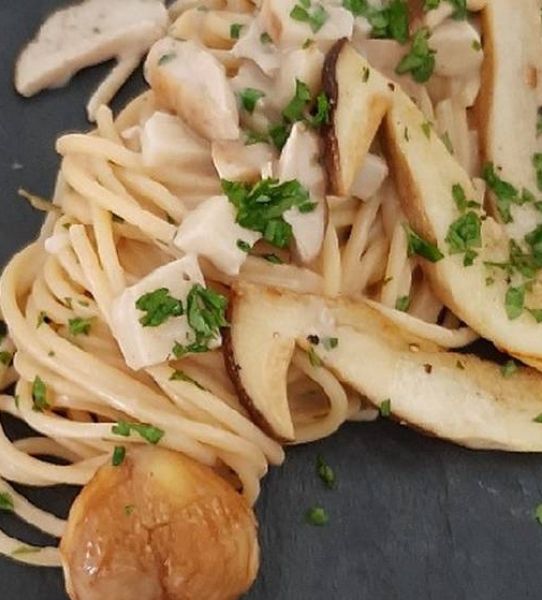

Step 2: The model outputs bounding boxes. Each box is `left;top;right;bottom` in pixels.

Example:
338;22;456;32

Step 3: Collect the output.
222;285;289;444
473;2;495;215
322;38;347;196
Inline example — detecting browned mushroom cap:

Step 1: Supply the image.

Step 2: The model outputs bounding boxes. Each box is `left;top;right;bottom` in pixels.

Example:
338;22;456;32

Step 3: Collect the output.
60;446;259;600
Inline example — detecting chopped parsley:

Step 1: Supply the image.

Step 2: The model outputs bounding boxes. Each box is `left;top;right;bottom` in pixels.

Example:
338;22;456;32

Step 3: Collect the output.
222;178;314;248
290;2;329;33
136;288;183;327
396;28;436;83
307;92;330;128
112;446;126;467
32;376;49;412
260;32;272;44
442;131;454;154
305;506;329;526
343;0;409;44
500;360;517;378
68;317;92;336
112;421;164;445
406;226;444;262
230;23;243;39
169;369;205;389
395;296;410;312
283;79;312;123
172;285;228;357
124;504;135;516
236;239;252;253
308;346;323;367
445;211;482;267
527;308;542;323
239;88;265;114
534;414;542;423
316;455;336;489
482;162;519;223
0;351;13;366
244;129;269;145
268;123;290;150
505;285;525;320
379;398;391;417
451;183;479;212
421;120;432;139
322;337;339;350
472;39;482;51
11;546;41;556
0;492;14;512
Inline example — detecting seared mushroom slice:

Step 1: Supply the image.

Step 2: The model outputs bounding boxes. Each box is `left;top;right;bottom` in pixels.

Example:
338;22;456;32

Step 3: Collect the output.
384;86;542;359
227;282;542;451
61;446;259;600
322;40;393;196
477;0;542;238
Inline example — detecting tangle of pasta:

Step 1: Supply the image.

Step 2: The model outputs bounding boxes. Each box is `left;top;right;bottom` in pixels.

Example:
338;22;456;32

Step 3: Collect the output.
0;0;485;567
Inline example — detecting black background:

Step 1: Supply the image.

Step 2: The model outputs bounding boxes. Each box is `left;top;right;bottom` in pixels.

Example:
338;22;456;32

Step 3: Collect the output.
2;3;542;599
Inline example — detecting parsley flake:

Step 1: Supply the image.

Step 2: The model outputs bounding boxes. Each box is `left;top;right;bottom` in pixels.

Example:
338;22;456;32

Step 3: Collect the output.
482;162;519;223
290;2;329;33
0;492;14;512
112;446;126;466
505;285;525;320
322;337;339;350
316;455;336;489
112;421;164;445
396;28;436;83
239;88;265;114
0;351;13;366
395;296;410;312
406;226;444;262
136;288;183;327
68;317;92;336
306;506;329;526
169;369;205;389
344;0;409;44
32;376;49;412
445;211;482;267
379;399;391;417
308;346;323;367
230;23;243;39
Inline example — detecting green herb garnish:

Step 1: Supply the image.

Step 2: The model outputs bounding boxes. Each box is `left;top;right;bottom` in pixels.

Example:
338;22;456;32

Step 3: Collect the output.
316;455;335;489
406;226;444;262
305;506;329;526
379;399;391;417
395;296;410;312
322;337;339;350
112;421;164;445
230;23;243;39
169;369;204;389
68;317;92;336
239;88;265;114
290;2;329;33
396;28;435;83
500;360;517;378
505;285;525;320
308;346;323;367
31;376;49;412
445;211;482;267
112;446;126;467
135;288;183;327
0;492;14;512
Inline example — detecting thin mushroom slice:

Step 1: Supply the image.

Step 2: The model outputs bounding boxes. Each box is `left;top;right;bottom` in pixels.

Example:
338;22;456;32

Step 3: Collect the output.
322;39;393;196
227;282;542;452
477;0;542;238
384;85;542;358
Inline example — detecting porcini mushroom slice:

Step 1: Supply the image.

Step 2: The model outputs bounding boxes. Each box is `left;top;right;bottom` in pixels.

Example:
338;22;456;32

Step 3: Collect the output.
477;0;542;238
61;446;259;600
228;282;542;451
322;40;393;196
384;86;542;358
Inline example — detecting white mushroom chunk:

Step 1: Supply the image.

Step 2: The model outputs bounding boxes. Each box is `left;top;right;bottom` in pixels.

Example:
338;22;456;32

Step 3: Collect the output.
145;38;240;141
261;0;354;50
212;140;276;182
141;111;210;168
232;20;281;76
351;154;389;200
273;46;325;109
431;20;483;78
15;0;169;121
174;196;261;276
110;255;221;371
278;123;326;264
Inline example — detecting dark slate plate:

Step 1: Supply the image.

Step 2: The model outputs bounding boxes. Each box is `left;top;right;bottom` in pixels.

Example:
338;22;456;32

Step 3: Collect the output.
2;3;542;599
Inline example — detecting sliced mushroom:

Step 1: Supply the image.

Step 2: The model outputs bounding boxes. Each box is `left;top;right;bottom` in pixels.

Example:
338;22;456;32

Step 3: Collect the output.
278;123;326;264
61;446;259;600
477;0;542;239
384;84;542;357
145;38;239;141
226;282;542;451
322;40;393;196
14;0;169;121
